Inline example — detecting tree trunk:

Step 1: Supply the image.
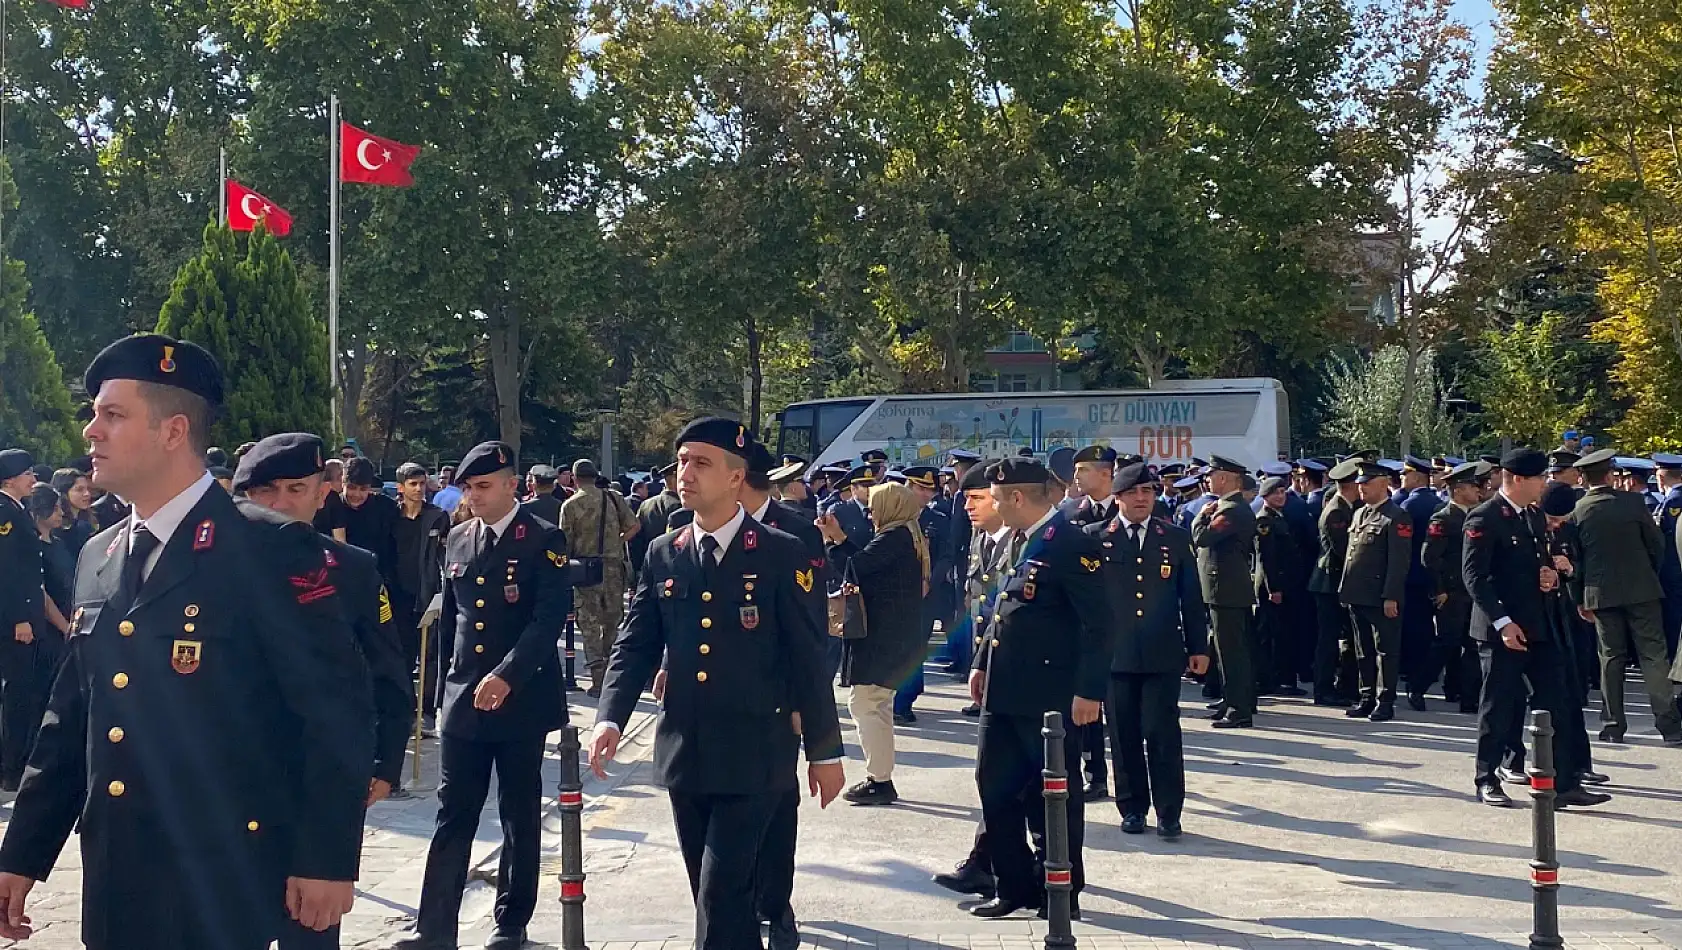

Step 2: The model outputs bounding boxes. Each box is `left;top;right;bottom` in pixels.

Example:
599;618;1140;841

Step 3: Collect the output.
948;262;971;390
488;299;522;456
1398;270;1420;459
1133;340;1168;386
341;337;367;445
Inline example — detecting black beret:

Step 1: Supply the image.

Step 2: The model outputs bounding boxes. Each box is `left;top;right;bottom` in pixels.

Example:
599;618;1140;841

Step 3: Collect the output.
958;460;997;492
1111;462;1157;494
0;449;37;482
345;457;379;486
85;333;225;407
902;465;939;490
674;416;753;460
1479;454;1501;465
748;442;776;476
1073;445;1117;465
205;446;230;468
455;441;517;484
988;457;1051;486
1016;447;1036;458
1207;454;1247;475
1574;448;1618;469
1540;481;1579;517
232;432;326;493
1240;473;1259;492
1501;448;1548;477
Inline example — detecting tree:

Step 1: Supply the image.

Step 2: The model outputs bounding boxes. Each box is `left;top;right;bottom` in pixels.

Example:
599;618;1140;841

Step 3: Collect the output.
0;162;81;460
156;222;329;445
1467;312;1601;447
1322;344;1461;454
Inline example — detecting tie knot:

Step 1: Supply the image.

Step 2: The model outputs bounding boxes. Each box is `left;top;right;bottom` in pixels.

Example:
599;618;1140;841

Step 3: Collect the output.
701;535;720;556
131;524;160;559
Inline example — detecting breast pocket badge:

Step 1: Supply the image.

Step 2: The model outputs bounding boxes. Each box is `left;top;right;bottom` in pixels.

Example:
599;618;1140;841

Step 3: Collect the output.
504;584;520;604
172;639;202;675
1161;563;1173;579
740;605;760;630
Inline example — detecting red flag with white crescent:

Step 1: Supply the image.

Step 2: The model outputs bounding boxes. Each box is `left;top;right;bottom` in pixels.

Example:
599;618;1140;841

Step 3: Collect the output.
340;122;420;187
225;180;293;237
41;0;89;8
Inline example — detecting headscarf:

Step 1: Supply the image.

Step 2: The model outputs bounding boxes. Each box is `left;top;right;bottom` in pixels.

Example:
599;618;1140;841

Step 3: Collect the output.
868;482;929;588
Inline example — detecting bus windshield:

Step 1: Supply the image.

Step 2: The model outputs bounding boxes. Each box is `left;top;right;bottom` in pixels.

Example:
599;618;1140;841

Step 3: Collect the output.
778;399;873;461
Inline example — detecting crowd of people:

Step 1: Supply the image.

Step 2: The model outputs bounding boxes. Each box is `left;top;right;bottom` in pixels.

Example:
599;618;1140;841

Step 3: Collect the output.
2;332;1682;950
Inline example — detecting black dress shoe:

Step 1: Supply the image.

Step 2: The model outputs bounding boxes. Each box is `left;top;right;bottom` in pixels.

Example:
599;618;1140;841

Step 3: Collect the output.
390;933;457;950
1157;820;1183;839
1556;787;1612;808
482;929;526;950
1082;781;1108;801
1036;895;1080;920
843;779;899;806
1345;701;1376;718
1406;691;1427;712
933;860;996;898
766;906;800;950
1597;726;1625;743
1205;700;1227;712
1477;784;1513;807
1205;705;1231;720
1368;703;1395;722
1578;770;1611;785
961;703;982;717
1211;714;1254;729
893;711;917;726
1496;767;1531;786
970;896;1034;918
1120;813;1146;834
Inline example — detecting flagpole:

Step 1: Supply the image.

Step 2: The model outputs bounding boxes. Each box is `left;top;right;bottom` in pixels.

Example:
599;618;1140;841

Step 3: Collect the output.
328;94;341;444
218;147;227;226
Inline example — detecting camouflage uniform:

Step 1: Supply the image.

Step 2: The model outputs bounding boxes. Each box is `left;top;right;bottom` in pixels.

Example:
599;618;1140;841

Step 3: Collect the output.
560;483;636;686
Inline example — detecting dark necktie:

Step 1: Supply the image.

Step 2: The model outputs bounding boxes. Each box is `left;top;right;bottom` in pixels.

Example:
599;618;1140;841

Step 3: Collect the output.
479;523;498;557
120;525;160;608
1128;522;1143;554
1007;530;1026;566
700;534;720;582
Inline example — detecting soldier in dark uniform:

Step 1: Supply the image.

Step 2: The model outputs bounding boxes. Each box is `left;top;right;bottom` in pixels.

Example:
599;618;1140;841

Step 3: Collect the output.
590;418;844;950
1537;482;1610;786
1191;455;1257;729
233;433;419;950
1253;476;1304;697
894;466;952;726
1546;449;1583;495
1309;460;1362;705
827;467;875;547
0;335;374;950
1089;463;1206;838
522;465;565;525
1569;449;1681;744
1465;449;1611;808
0;449;45;794
942;450;981;674
966;458;1112;919
637;464;684;540
1397;456;1443;710
1423;462;1485;713
394;442;573;950
1652;453;1682;658
1338;463;1411;721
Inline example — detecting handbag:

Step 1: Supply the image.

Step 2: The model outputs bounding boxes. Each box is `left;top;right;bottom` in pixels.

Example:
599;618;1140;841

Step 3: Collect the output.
834;559;869;640
569;492;610;588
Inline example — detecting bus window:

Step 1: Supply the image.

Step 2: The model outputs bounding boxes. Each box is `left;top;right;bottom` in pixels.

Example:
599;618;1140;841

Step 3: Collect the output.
779;407;814;461
779;400;873;461
817;401;873;454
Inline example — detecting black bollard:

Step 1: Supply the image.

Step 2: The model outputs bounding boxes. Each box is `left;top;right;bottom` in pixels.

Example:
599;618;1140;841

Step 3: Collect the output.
563;612;581;692
556;725;589;950
1041;712;1076;948
1526;709;1563;950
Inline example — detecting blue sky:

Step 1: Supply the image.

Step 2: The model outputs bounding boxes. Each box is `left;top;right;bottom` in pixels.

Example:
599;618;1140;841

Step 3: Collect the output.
1453;0;1498;64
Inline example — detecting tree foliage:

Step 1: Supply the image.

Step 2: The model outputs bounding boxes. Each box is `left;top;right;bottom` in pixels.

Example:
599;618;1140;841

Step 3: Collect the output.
1322;345;1462;454
0;162;81;460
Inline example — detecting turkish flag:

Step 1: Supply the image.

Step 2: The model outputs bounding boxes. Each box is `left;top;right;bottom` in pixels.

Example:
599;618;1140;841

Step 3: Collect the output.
226;180;293;237
42;0;89;7
340;122;420;187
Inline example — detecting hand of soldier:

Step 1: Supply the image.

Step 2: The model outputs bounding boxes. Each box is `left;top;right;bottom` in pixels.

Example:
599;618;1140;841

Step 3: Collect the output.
285;877;354;931
968;668;986;706
1187;654;1210;676
1071;697;1101;726
0;873;35;940
1433;593;1448;608
1552;554;1573;575
11;622;30;645
1539;566;1559;592
366;779;392;807
651;669;667;702
588;723;621;779
473;673;511;711
1501;623;1529;652
1383;599;1399;619
1269;592;1283;604
1579;607;1595;623
808;761;845;808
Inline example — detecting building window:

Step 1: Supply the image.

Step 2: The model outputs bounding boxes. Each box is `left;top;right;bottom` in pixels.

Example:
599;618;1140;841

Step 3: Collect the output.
998;373;1031;392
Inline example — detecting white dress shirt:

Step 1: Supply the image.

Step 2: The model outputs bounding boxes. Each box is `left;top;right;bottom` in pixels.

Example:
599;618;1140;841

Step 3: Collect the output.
479;503;521;545
128;470;216;581
692;504;747;564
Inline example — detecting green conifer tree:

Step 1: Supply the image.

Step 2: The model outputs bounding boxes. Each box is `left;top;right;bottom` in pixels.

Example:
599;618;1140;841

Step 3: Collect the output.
0;159;81;460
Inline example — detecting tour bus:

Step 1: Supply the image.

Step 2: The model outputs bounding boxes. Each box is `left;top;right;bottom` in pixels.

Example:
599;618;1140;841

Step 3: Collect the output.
775;379;1290;477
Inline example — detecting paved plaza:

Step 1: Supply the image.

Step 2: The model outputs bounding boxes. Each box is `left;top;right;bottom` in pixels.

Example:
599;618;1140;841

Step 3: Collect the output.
4;671;1680;950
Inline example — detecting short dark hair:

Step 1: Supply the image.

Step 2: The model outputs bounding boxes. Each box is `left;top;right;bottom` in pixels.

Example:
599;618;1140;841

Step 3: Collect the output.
346;457;379;487
136;381;216;456
396;462;428;483
745;470;771;492
26;482;61;521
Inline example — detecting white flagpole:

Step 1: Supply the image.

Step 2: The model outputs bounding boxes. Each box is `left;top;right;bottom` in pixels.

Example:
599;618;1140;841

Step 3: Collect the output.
218;147;227;225
329;94;341;443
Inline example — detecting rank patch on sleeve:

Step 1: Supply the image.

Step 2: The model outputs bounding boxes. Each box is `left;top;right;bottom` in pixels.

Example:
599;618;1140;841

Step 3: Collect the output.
1397;523;1413;538
378;586;393;624
795;568;814;592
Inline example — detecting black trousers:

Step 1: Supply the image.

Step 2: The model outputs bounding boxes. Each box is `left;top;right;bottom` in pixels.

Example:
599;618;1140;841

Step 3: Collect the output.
752;788;799;922
1507;622;1595;777
415;732;547;940
1349;604;1401;704
1254;595;1297;691
977;711;1084;905
671;789;782;950
0;639;44;787
1106;672;1185;823
1475;638;1581;792
1208;606;1255;717
1313;592;1357;700
1400;587;1438;691
1079;718;1106;787
1435;595;1480;710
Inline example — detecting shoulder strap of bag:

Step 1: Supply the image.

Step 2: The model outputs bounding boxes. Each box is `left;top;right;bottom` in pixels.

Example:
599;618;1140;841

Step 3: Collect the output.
596;491;609;556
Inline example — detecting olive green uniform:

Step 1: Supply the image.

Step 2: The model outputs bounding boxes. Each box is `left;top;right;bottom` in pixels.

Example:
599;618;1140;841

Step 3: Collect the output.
1191;492;1258;719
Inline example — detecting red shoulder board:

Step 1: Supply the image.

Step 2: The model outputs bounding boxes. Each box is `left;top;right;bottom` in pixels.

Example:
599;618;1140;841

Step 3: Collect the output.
192;520;214;552
107;531;124;556
810;557;825;568
514;523;527;541
1500;506;1511;518
1211;514;1230;530
323;548;339;567
1427;522;1445;538
1155;523;1165;535
1397;523;1413;539
673;525;690;550
1467;527;1484;539
1045;525;1055;539
744;528;758;550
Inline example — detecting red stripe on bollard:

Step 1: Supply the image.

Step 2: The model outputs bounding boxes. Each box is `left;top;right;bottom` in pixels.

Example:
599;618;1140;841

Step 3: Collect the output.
1531;868;1558;886
1530;776;1554;790
559;791;583;806
1045;870;1072;885
561;880;585;898
1044;778;1068;792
